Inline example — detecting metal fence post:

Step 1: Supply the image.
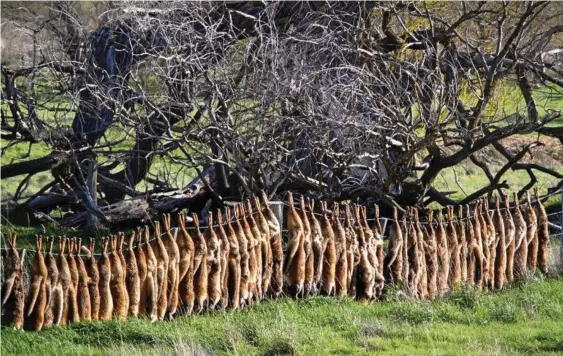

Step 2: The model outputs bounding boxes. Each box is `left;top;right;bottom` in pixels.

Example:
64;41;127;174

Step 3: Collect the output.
560;189;563;270
381;218;389;240
86;160;98;228
269;200;284;235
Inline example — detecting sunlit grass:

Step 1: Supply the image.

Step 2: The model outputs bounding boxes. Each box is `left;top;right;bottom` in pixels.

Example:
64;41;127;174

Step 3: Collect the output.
434;163;562;204
2;278;563;355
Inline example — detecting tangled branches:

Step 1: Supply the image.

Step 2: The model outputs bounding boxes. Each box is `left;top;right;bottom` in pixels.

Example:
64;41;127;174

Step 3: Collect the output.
1;1;562;227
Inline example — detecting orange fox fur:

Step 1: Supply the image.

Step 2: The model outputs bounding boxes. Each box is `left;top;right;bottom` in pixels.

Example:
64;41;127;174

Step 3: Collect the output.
254;197;273;301
400;214;410;288
406;210;420;298
162;213;180;318
424;210;438;299
353;204;375;303
503;194;516;283
142;226;159;321
61;237;79;325
332;203;348;297
224;207;242;310
357;244;375;304
117;234;127;282
205;211;223;310
320;201;337;296
308;199;324;296
110;235;129;320
383;207;403;285
285;192;306;298
97;237;113;321
135;228;148;317
446;207;461;289
300;196;314;297
24;236;48;331
513;193;528;280
1;233;25;330
436;210;449;294
465;206;476;287
67;238;79;313
177;214;195;315
233;205;250;306
153;223;169;320
534;188;550;274
261;191;283;298
216;209;232;309
414;209;427;299
363;206;384;296
472;201;485;289
525;191;538;272
362;206;382;299
344;204;359;296
192;213;209;312
241;203;258;305
125;233;140;318
43;237;62;327
373;205;385;297
246;200;264;302
14;188;554;330
482;199;495;290
75;238;92;321
456;206;468;287
468;204;485;289
493;197;507;290
87;238;100;321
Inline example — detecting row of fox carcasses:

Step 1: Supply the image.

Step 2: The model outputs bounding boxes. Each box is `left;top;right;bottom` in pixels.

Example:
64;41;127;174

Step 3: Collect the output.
1;190;551;331
283;190;550;304
3;196;286;331
377;191;550;302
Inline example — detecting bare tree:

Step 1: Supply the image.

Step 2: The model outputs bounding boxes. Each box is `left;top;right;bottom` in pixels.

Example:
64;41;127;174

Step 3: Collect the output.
1;1;562;227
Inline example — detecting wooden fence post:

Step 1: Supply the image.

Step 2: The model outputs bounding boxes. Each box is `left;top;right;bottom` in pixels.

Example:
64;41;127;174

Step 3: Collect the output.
86;160;99;228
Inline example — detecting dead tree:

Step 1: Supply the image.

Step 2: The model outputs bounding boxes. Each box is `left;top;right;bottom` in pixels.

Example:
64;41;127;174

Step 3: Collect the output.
1;2;562;226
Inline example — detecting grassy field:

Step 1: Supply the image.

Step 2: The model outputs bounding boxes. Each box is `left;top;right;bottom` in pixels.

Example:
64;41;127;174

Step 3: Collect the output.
2;277;563;356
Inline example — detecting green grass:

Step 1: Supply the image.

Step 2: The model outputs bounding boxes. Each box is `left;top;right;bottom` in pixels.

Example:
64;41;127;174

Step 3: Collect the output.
1;140;53;201
513;86;563;124
3;278;563;355
434;164;562;205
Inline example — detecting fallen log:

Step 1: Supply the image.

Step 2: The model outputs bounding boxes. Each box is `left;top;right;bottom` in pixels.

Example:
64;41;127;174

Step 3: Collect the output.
1;155;57;179
58;193;208;228
58;164;216;228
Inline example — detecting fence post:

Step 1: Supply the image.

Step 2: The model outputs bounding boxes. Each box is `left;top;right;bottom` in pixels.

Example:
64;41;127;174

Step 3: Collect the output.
86;160;99;228
381;218;389;239
269;200;284;235
560;189;563;269
20;249;26;268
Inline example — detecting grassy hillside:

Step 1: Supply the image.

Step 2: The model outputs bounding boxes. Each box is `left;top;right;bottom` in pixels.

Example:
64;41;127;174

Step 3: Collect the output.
3;278;563;356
